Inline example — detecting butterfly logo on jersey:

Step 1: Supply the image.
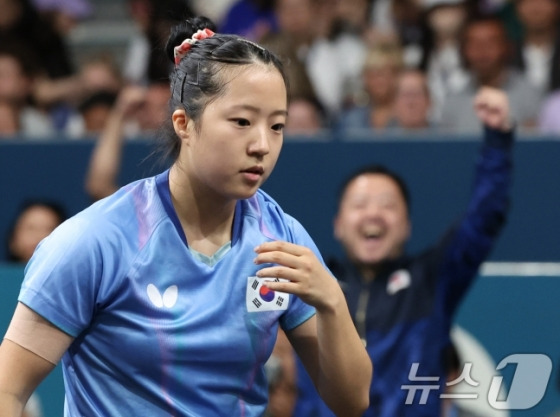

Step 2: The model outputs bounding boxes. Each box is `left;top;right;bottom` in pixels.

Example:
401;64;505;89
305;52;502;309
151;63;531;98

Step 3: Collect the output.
147;284;178;308
246;276;289;312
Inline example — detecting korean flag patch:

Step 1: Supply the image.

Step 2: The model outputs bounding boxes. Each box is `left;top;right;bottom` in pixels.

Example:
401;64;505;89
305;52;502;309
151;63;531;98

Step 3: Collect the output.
246;276;290;312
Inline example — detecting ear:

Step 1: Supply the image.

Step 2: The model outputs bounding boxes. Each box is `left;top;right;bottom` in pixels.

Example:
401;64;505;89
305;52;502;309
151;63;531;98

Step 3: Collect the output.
333;214;342;241
172;108;194;141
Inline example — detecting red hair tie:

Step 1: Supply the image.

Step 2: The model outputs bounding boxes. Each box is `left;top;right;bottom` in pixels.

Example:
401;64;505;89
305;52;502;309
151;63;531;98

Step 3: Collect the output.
174;28;215;67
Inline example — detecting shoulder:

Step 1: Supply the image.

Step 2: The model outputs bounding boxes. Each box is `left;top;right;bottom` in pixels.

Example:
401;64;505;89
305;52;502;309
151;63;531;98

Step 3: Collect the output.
47;175;165;253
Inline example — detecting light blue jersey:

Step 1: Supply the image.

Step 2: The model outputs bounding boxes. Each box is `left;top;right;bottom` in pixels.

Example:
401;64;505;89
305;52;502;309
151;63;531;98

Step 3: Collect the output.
19;170;317;416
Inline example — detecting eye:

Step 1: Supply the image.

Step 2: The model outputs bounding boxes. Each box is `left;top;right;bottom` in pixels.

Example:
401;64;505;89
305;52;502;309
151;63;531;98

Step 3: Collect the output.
231;118;250;127
271;123;285;132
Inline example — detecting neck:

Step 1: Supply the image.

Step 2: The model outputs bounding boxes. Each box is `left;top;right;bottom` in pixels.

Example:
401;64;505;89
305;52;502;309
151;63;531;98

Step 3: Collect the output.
370;106;393;128
169;165;237;256
476;69;505;88
525;27;556;47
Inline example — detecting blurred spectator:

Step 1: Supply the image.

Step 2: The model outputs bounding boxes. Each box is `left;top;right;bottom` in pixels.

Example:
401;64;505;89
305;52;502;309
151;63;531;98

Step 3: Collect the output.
66;91;118;138
31;0;92;37
0;43;54;138
264;329;298;417
538;89;560;134
84;83;169;201
7;200;66;263
123;0;194;85
421;0;468;120
258;0;319;108
370;0;430;67
335;42;403;132
220;0;278;41
389;68;436;130
285;95;329;137
64;55;123;138
0;0;98;127
259;0;367;116
439;14;541;132
304;0;368;114
511;0;560;94
295;86;514;417
0;0;74;81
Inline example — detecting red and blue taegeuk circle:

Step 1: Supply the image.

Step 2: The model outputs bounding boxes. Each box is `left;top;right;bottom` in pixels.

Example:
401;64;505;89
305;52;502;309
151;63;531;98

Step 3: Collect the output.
259;285;275;302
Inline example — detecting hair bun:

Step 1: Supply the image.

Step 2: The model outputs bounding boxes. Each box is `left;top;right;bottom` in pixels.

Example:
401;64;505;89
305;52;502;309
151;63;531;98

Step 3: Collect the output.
165;16;217;63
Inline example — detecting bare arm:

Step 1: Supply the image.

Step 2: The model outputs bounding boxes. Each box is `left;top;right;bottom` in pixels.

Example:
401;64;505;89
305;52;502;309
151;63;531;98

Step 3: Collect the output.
85;85;147;201
0;303;73;417
0;340;54;417
255;242;372;417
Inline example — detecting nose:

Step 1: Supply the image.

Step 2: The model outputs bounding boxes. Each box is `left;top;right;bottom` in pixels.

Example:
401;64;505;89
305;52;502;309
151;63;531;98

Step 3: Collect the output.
364;201;382;218
248;126;270;157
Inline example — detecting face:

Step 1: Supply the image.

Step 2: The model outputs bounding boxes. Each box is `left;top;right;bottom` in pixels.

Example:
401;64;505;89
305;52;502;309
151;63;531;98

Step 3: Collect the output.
334;174;410;266
516;0;559;31
428;5;466;38
463;21;509;81
363;65;399;105
276;0;314;39
82;104;113;133
285;98;321;134
0;0;21;29
393;71;430;129
0;55;31;103
9;205;62;263
177;64;287;202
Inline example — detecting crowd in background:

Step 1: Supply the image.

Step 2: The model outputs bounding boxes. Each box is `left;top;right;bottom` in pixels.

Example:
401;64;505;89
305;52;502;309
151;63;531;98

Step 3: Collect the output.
2;0;560;140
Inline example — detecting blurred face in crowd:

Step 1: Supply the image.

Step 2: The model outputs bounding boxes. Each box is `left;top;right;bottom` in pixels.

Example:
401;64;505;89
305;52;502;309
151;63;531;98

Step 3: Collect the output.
0;55;31;104
393;70;431;129
137;83;171;131
428;4;466;41
275;0;314;40
363;64;399;105
9;205;63;263
463;20;509;84
0;0;22;29
285;98;322;134
334;0;369;29
82;103;113;133
362;48;402;106
515;0;559;33
334;174;410;274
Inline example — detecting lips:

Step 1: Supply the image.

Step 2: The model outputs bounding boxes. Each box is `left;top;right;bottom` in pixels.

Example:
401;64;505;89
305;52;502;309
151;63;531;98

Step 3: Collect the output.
242;166;264;175
241;166;264;182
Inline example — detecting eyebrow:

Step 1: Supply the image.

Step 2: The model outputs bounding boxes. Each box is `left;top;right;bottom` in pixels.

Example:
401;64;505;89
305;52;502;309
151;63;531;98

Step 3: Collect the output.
230;104;288;117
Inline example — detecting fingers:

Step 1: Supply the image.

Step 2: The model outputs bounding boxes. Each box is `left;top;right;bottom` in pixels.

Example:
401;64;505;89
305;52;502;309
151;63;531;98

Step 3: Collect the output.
254;240;303;256
473;86;512;131
253;241;315;282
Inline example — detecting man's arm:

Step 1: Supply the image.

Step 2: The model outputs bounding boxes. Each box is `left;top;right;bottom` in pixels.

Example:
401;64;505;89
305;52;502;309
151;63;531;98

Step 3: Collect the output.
85;85;148;201
439;87;515;311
